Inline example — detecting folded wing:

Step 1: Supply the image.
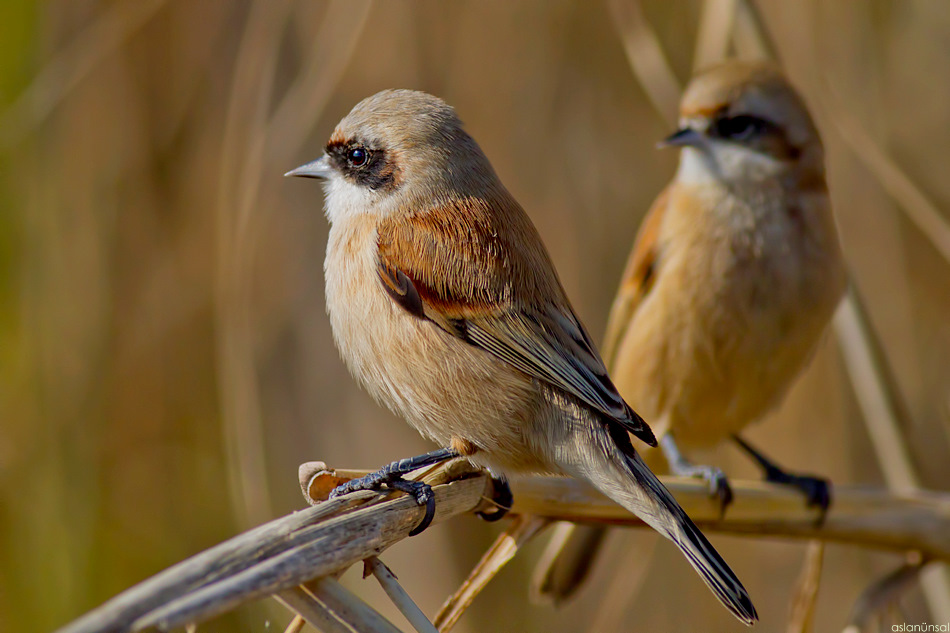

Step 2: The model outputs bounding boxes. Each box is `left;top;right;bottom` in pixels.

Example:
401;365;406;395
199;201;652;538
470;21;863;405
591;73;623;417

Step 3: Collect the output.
376;195;656;446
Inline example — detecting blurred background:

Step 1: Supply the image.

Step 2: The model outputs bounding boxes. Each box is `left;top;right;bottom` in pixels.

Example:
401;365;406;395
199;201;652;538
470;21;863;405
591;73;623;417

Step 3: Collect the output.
2;1;949;631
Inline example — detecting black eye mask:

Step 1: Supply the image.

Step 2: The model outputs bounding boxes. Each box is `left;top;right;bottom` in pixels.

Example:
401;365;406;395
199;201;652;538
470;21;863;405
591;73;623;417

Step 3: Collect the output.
326;139;399;191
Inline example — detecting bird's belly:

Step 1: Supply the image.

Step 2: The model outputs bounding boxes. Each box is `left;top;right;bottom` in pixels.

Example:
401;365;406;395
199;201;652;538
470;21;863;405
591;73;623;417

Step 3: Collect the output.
323;222;549;474
615;247;836;450
666;314;816;449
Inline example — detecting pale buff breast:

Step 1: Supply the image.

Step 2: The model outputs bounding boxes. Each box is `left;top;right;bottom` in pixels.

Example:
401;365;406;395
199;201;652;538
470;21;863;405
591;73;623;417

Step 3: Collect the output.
610;183;844;450
323;214;550;473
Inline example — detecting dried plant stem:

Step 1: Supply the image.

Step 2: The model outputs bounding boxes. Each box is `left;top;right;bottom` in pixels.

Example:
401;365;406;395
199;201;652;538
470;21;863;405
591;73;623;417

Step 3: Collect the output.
693;0;739;70
283;579;404;633
833;293;919;494
57;463;950;633
841;556;930;633
530;522;610;606
786;541;825;633
820;81;950;267
365;557;439;633
511;476;950;558
834;290;950;622
733;0;779;61
605;0;680;127
281;614;306;633
276;585;358;633
434;515;550;632
584;534;659;633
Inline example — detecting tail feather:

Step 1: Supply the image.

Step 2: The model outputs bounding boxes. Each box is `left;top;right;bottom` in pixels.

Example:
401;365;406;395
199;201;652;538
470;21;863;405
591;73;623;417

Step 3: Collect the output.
559;424;758;625
672;513;758;625
621;447;758;625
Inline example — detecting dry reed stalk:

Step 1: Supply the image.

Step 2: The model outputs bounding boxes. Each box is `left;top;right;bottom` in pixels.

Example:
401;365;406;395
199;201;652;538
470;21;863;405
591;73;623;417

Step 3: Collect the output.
693;0;738;71
277;583;369;633
434;515;550;632
281;614;306;633
819;79;950;267
841;555;929;633
366;557;439;633
56;460;950;633
785;541;825;633
606;0;679;127
582;533;658;633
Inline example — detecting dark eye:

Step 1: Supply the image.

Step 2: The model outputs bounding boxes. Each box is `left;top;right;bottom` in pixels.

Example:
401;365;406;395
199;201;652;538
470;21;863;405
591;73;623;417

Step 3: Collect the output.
347;146;368;167
715;115;769;141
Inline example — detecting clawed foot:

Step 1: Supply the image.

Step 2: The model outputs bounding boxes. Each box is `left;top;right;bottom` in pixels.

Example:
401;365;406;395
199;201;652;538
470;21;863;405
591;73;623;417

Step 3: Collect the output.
661;434;733;515
329;470;438;535
677;462;734;513
765;471;831;516
733;435;832;522
388;478;438;536
476;476;513;522
328;448;458;535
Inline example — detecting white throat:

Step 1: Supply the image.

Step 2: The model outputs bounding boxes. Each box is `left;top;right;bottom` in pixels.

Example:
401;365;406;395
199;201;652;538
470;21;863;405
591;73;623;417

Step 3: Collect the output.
676;143;784;186
322;176;379;224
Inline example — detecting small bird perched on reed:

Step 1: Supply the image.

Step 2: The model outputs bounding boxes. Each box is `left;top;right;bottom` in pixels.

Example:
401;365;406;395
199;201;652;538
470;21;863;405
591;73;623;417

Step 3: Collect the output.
287;88;757;624
532;61;846;605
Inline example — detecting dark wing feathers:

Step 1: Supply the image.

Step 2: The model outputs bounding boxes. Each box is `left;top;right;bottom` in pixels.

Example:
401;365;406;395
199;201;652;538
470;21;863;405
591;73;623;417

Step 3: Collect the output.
377;261;425;319
376;196;656;447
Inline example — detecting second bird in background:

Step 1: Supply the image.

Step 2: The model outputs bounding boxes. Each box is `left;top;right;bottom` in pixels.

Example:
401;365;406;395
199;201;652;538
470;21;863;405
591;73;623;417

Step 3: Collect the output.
533;60;847;604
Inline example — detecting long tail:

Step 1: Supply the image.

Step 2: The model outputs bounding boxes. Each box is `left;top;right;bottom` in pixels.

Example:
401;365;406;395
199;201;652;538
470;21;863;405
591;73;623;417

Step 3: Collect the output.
557;424;758;625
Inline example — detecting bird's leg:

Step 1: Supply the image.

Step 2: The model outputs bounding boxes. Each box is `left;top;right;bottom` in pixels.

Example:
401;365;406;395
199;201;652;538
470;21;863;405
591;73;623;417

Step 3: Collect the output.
660;434;733;511
475;475;513;522
448;437;513;523
329;447;460;535
733;435;831;517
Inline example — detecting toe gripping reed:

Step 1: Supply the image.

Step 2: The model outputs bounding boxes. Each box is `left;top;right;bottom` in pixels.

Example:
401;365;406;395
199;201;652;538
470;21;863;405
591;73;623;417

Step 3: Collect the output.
329;448;459;535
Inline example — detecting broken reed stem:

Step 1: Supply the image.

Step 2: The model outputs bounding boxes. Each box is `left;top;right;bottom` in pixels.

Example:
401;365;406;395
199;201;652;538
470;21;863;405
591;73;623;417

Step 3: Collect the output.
281;614;306;633
56;460;950;633
365;557;439;633
275;584;361;633
842;555;930;633
786;541;825;633
434;515;551;632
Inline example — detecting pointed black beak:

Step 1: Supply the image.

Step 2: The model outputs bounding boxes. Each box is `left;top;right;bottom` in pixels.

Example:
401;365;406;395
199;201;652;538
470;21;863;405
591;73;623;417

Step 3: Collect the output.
659;127;705;148
285;155;332;179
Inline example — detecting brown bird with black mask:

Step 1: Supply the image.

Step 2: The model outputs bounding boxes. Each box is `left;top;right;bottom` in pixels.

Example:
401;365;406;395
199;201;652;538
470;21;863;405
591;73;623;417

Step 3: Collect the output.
533;61;846;605
287;88;757;624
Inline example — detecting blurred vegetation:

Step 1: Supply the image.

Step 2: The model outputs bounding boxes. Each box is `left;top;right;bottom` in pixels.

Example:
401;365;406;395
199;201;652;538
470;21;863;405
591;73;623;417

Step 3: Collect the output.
1;1;949;632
